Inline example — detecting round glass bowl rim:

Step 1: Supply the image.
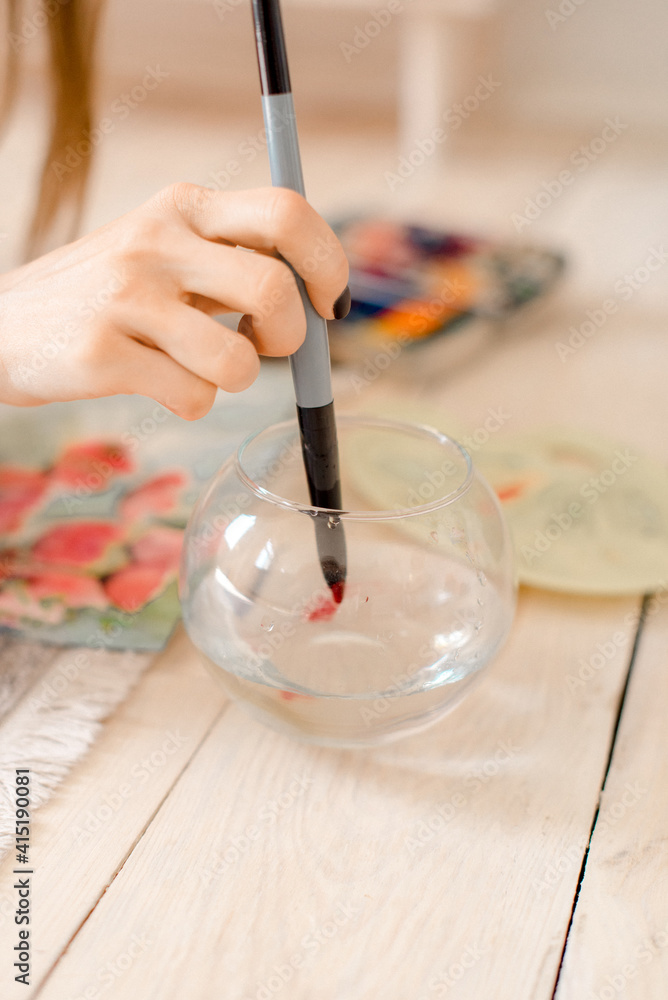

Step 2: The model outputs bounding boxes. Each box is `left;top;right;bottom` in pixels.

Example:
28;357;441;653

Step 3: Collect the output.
233;414;474;521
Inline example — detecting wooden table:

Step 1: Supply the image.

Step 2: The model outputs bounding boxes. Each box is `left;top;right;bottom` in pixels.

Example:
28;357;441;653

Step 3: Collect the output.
1;294;667;999
1;113;668;998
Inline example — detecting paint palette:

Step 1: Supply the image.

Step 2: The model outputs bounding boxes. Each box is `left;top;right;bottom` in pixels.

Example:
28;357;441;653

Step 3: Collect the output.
327;218;565;364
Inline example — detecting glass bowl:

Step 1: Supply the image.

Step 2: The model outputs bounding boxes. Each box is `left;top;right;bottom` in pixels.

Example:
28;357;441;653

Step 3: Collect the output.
179;415;516;747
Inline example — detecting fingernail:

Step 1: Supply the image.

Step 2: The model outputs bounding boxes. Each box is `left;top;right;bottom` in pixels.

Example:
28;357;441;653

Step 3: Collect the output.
332;286;351;320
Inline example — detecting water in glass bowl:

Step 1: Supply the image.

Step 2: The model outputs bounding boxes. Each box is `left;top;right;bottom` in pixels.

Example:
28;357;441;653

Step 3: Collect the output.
184;538;511;747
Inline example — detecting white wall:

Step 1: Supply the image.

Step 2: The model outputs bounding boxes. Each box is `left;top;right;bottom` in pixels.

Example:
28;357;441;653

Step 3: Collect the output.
492;0;668;130
96;0;400;122
15;0;668;133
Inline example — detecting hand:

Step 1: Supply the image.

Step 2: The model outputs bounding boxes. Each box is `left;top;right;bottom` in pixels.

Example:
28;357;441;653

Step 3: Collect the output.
0;184;349;418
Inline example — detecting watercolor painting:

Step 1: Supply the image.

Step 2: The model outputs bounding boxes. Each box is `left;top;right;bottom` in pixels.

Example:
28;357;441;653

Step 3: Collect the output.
0;366;293;650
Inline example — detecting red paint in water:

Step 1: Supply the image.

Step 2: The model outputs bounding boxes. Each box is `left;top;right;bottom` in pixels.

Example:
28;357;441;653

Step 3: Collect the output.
306;595;337;622
330;581;344;605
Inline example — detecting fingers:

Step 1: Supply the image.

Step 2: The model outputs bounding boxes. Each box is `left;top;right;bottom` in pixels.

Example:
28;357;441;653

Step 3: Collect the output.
0;184;349;417
124;300;262;392
173;235;307;356
74;333;220;420
155;184;349;321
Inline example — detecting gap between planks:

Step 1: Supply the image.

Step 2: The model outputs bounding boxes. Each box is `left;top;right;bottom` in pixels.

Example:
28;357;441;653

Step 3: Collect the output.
550;595;650;999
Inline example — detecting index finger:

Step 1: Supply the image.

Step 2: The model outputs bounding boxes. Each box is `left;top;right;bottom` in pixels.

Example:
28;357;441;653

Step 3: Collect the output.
154;184;349;320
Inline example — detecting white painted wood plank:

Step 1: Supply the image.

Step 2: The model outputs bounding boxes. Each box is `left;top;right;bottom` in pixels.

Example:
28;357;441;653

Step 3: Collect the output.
31;592;639;1000
0;627;227;996
556;598;668;1000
